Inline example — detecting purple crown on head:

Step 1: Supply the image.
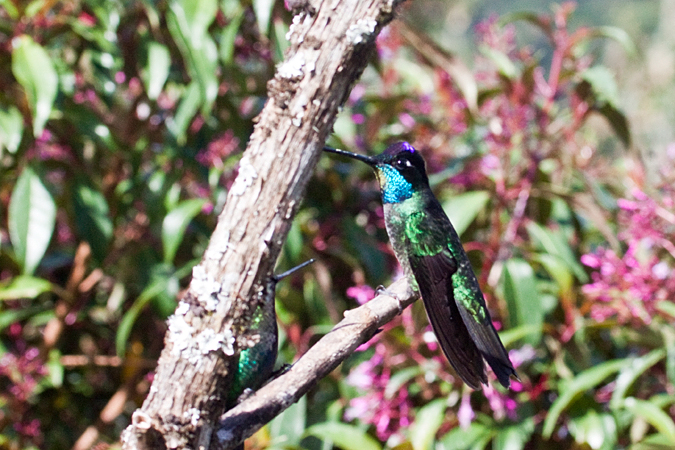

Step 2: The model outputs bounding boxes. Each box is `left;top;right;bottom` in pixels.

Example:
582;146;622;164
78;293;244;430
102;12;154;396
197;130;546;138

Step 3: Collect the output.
383;141;416;156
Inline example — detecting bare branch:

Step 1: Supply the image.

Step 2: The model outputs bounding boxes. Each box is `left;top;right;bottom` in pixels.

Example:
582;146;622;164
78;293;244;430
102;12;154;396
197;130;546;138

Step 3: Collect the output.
212;278;417;450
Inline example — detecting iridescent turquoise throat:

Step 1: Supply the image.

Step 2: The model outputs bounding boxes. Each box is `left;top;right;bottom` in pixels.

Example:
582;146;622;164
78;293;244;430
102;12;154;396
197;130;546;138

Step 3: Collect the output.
378;165;413;204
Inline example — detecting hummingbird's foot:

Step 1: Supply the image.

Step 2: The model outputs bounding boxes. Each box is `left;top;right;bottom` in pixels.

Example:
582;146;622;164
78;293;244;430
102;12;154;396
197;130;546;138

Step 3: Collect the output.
270;363;292;379
235;387;255;404
376;285;404;314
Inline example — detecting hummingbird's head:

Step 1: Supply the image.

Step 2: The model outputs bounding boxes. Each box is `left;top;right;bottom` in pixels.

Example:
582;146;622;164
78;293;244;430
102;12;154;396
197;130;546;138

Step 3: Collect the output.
371;142;430;203
323;142;430;204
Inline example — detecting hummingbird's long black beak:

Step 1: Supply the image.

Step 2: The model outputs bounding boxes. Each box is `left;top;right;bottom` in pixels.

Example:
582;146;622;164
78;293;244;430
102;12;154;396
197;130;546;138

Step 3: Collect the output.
273;259;315;281
323;146;377;166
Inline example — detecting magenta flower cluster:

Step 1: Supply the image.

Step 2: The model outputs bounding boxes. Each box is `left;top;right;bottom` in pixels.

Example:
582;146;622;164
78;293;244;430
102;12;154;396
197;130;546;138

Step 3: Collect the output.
344;342;413;442
582;188;675;325
0;324;46;443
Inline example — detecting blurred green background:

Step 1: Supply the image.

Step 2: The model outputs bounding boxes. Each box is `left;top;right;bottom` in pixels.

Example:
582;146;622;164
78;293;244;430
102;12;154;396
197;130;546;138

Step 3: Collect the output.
1;1;675;449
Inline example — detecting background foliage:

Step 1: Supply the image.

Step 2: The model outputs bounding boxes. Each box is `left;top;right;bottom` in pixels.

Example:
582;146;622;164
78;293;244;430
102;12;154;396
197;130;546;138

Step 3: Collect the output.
1;1;674;449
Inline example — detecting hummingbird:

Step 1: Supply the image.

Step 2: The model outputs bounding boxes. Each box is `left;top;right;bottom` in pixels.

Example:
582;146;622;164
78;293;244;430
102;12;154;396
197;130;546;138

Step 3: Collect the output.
324;142;516;389
227;259;315;407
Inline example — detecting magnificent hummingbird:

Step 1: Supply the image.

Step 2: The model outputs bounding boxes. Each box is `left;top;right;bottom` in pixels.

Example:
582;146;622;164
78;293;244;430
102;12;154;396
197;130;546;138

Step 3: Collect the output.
227;259;315;407
324;142;517;389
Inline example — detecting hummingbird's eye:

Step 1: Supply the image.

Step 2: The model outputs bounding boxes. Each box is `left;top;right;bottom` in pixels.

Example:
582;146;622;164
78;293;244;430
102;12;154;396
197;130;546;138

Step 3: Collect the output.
396;158;413;169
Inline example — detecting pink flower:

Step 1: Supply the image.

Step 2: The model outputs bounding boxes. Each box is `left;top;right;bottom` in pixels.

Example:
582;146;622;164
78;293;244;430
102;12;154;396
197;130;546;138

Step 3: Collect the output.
346;285;375;305
196;131;241;169
344;343;414;441
457;393;475;429
582;189;675;325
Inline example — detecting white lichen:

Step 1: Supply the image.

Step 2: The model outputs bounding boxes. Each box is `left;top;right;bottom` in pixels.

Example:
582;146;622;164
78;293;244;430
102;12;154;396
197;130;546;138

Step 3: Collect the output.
191;265;221;311
277;52;306;79
205;246;225;261
285;13;304;41
184;408;201;426
195;328;231;356
305;58;315;74
346;19;377;45
175;301;190;316
167;314;194;357
230;156;258;196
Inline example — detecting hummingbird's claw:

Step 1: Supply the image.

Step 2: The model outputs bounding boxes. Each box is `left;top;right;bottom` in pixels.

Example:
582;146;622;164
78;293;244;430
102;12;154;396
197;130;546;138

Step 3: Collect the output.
270;363;292;379
376;285;404;314
235;387;256;404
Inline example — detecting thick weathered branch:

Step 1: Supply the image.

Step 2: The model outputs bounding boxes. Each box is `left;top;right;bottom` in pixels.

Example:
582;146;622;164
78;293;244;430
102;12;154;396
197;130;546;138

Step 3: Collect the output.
212;278;417;450
121;0;405;449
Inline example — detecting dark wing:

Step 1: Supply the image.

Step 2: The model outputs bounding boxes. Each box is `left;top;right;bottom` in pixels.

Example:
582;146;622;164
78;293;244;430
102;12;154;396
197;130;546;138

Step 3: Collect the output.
452;280;517;388
406;202;516;388
409;250;487;389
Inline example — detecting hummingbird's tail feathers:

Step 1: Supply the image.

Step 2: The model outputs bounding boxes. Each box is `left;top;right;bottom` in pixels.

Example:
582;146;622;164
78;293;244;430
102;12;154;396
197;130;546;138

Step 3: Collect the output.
484;354;518;388
410;252;487;389
455;304;517;388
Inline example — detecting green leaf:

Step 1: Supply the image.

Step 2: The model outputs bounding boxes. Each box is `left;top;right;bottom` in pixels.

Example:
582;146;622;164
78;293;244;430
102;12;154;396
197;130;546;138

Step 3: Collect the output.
656;301;675;319
11;35;58;136
479;46;518;79
543;359;627;438
162;198;206;263
623;397;675;444
9;166;56;275
410;399;446;450
610;349;667;410
568;411;617;450
493;418;535;450
283;219;304;262
73;181;113;263
116;275;171;355
598;103;631;148
533;253;572;299
581;66;620;108
442;191;490;236
498;324;543;347
661;326;675;388
630;432;675;450
46;349;64;388
171;0;217;44
0;106;24;154
0;304;45;332
0;276;52;300
252;0;274;36
305;422;381;450
143;42;171;100
502;258;542;344
384;366;422;399
272;17;290;62
168;81;202;144
587;26;637;57
526;222;588;283
499;11;552;38
438;422;494;450
219;9;244;65
0;0;19;19
168;0;219;115
269;393;306;447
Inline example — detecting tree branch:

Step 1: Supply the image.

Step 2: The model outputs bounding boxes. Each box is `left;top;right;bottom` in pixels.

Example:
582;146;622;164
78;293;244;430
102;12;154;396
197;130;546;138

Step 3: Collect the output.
212;278;417;450
121;0;406;449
